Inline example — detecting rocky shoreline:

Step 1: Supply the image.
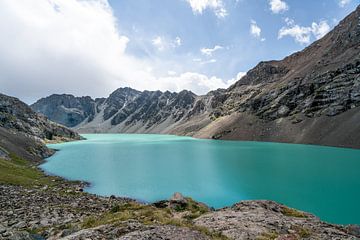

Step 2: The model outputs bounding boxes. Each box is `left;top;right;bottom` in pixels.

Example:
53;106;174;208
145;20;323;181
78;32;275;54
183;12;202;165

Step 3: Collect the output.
1;171;360;239
1;136;360;239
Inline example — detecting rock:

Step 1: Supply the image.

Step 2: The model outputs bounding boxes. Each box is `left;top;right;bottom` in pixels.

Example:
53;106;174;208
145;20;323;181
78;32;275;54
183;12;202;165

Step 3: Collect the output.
194;200;356;240
152;200;168;209
0;184;132;239
117;224;210;240
346;225;360;237
170;192;185;202
0;147;9;160
0;226;7;234
14;221;26;229
278;105;290;117
0;93;80;143
1;185;359;239
31;94;98;128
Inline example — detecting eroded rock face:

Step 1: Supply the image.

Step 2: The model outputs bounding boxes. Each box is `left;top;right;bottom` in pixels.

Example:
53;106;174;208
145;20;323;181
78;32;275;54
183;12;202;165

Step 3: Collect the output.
0;94;80;141
194;200;357;240
31;94;98;127
0;93;80;160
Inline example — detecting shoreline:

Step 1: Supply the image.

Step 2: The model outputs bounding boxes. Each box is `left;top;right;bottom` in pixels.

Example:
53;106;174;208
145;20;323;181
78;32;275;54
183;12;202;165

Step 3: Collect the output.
2;141;360;239
41;134;360;225
77;132;360;150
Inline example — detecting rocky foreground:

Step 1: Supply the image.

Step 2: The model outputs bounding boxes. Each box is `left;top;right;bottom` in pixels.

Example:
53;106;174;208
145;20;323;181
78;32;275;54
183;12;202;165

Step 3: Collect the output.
1;180;360;240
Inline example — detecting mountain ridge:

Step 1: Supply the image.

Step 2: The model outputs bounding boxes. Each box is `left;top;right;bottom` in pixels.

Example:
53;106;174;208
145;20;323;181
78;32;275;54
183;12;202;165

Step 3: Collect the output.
31;5;360;148
0;93;81;161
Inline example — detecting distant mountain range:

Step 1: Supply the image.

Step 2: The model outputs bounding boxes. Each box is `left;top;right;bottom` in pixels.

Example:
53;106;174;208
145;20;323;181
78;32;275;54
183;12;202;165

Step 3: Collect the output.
31;5;360;148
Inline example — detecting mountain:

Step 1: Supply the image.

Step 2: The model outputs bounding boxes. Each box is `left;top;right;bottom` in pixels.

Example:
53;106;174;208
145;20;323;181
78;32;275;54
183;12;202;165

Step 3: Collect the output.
32;88;199;134
32;5;360;148
0;93;80;161
30;94;102;127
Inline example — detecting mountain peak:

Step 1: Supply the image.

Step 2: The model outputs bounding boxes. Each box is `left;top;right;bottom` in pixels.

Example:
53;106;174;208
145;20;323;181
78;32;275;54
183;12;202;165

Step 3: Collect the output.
30;6;360;148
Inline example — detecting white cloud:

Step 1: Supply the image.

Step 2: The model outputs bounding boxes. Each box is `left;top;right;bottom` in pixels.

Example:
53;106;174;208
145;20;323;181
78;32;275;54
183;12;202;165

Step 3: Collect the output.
250;20;265;41
227;72;247;86
167;71;177;76
175;36;182;46
338;0;351;7
157;72;233;94
278;19;330;45
186;0;228;18
152;36;182;51
311;21;331;39
200;59;217;64
193;58;202;62
152;36;165;51
269;0;289;14
0;0;231;102
200;45;223;56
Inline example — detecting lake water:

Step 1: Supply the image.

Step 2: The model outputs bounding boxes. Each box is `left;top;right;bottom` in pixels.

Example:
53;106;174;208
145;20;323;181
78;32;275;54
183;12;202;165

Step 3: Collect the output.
42;134;360;224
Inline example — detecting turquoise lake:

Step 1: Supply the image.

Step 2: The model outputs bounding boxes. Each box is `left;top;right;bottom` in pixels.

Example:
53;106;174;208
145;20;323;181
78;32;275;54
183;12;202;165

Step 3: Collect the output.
42;134;360;224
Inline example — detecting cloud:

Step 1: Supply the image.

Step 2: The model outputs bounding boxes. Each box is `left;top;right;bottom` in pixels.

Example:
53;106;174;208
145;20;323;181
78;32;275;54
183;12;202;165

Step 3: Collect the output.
200;59;217;64
250;20;265;41
311;21;331;39
156;72;234;94
152;36;165;50
0;0;233;102
175;36;182;46
200;45;223;56
269;0;289;14
185;0;227;18
167;71;177;76
278;19;330;45
227;72;247;86
193;58;202;62
338;0;351;7
152;36;182;51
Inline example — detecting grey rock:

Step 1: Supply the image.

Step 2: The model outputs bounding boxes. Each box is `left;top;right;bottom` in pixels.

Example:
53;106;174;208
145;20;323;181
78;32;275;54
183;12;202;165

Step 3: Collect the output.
170;192;185;202
117;224;210;240
194;200;357;240
346;225;360;237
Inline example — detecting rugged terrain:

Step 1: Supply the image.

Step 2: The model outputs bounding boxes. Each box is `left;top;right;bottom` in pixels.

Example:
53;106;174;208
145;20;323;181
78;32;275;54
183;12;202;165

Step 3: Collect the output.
0;94;80;145
2;91;360;240
32;5;360;148
2;4;360;240
0;93;80;163
2;183;360;240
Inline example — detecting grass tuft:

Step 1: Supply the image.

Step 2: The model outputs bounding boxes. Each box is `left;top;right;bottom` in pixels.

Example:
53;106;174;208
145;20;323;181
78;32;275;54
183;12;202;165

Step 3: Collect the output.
80;201;228;239
281;206;307;218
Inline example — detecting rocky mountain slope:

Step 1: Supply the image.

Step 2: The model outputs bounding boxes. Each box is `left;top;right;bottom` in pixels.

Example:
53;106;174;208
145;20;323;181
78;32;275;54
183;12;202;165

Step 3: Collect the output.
0;93;80;160
32;5;360;148
31;87;198;134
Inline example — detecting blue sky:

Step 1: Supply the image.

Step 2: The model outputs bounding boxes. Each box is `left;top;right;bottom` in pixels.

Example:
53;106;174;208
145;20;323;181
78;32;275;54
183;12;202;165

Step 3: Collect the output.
0;0;358;103
108;0;358;80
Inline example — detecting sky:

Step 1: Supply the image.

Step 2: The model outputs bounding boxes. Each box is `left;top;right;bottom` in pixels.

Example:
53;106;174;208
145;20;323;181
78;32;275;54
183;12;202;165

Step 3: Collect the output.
0;0;358;103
